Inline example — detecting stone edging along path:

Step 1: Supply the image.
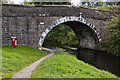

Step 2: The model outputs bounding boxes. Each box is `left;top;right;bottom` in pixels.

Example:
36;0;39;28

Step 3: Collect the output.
11;47;54;78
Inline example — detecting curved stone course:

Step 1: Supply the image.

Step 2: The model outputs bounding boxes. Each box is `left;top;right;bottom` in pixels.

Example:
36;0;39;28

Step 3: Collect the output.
39;16;102;49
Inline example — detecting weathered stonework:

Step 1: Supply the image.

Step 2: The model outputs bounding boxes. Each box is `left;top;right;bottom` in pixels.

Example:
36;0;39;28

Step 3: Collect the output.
2;4;120;49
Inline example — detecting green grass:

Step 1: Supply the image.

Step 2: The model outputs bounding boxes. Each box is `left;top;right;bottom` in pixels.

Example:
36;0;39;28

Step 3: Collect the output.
0;47;2;79
97;5;118;11
31;51;117;78
2;45;48;78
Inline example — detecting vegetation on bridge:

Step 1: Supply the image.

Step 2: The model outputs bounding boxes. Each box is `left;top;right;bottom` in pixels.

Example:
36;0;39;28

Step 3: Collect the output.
24;2;71;5
80;2;119;12
31;51;117;78
97;5;118;11
2;46;48;78
104;16;120;56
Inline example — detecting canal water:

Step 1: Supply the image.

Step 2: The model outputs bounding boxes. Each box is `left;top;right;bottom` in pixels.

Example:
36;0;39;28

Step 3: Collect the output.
43;40;120;77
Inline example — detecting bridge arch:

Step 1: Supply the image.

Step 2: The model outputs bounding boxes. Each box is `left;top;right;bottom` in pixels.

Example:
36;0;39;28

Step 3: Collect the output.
39;16;102;49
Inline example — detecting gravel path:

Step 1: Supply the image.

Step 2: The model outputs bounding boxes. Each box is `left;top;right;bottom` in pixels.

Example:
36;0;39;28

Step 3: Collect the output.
11;47;54;78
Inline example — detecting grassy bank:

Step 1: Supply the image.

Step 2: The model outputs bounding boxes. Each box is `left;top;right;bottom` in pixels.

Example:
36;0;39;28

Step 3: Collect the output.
2;46;48;78
31;51;117;78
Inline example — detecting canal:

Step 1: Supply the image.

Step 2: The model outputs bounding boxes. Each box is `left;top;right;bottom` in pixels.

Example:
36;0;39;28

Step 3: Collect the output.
43;40;120;77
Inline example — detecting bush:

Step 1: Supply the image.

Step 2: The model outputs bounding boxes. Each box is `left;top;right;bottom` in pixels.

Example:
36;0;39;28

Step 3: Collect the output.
105;16;120;56
97;5;118;11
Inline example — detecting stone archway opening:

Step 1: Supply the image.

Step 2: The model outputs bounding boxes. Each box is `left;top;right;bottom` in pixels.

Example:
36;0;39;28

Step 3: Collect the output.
42;24;78;48
39;16;102;50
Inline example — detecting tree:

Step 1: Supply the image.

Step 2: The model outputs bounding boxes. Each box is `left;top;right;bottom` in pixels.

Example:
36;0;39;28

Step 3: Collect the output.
105;16;120;56
24;2;71;5
24;0;71;5
0;0;8;3
44;24;78;47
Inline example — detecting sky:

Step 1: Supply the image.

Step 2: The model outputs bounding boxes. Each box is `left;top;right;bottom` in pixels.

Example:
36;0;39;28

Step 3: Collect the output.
9;0;120;5
10;0;80;5
71;0;80;5
9;0;24;4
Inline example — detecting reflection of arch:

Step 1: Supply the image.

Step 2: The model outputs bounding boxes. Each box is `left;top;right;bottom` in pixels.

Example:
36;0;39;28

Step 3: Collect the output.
39;16;102;48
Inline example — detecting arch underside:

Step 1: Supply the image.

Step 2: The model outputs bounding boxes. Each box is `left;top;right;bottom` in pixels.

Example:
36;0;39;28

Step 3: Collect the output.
39;16;102;49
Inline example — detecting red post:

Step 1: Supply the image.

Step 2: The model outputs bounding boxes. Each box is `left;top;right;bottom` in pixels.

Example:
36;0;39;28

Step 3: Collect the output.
11;37;17;48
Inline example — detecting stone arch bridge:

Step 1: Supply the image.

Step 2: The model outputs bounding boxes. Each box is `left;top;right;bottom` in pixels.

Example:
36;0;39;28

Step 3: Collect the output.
2;4;119;50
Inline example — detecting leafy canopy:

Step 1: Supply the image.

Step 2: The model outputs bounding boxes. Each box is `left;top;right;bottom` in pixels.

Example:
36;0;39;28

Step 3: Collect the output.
105;16;120;56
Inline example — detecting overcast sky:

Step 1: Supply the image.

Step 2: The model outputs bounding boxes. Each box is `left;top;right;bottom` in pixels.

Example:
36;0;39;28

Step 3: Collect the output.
71;0;80;5
10;0;80;5
10;0;24;4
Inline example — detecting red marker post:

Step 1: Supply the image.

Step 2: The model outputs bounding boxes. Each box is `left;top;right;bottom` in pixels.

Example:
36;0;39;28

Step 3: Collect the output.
11;37;17;51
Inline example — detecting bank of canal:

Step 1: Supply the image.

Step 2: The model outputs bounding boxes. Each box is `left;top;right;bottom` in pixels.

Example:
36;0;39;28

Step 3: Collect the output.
43;40;120;77
31;50;117;78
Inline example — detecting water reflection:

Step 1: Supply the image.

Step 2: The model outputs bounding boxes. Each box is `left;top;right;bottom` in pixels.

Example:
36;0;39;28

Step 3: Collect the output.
77;48;120;77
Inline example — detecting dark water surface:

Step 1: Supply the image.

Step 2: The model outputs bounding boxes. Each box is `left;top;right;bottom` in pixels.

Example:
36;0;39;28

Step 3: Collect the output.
77;48;120;77
43;40;120;77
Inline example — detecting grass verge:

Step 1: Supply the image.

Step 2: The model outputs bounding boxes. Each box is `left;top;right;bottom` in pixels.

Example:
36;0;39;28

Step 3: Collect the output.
2;45;48;78
31;51;117;78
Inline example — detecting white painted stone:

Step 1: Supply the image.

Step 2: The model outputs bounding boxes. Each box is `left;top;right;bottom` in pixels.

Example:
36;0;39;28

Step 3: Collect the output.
40;22;44;25
39;16;102;47
45;28;49;34
39;42;42;46
42;32;46;37
87;22;90;26
80;13;82;18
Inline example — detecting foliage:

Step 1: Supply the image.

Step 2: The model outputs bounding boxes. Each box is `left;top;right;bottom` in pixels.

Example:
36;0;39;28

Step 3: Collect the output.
24;2;71;5
2;46;48;78
81;2;118;8
0;0;8;3
44;24;78;47
0;47;2;79
31;51;117;78
105;16;120;56
97;5;118;11
24;2;35;5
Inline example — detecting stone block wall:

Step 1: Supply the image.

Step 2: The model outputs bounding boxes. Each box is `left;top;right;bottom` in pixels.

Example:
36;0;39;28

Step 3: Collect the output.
2;4;119;48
